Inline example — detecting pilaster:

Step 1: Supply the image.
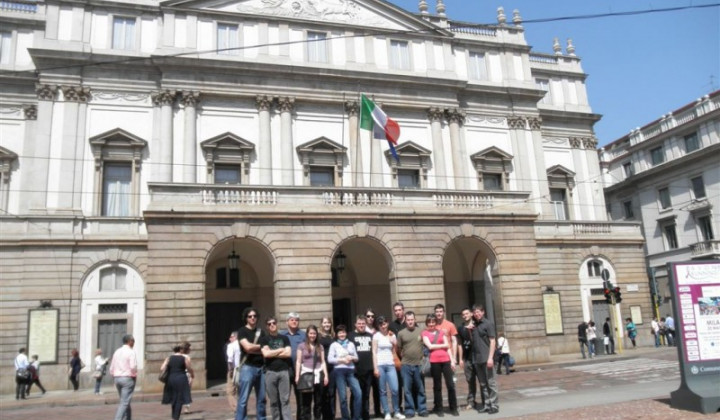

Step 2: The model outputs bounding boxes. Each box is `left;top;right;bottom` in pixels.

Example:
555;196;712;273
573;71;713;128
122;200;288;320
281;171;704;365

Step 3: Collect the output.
181;91;200;183
428;107;447;189
152;90;177;183
345;101;362;187
278;96;295;185
446;108;467;190
55;86;90;211
256;95;273;184
21;84;56;213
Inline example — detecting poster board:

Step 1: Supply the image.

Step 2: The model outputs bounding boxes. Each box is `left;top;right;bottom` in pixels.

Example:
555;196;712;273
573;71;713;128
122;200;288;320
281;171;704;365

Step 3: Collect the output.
630;305;643;325
27;308;59;364
542;292;563;335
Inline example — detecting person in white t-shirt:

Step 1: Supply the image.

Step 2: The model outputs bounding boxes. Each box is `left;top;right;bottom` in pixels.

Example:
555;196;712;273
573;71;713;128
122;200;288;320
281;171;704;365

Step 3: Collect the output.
495;334;511;375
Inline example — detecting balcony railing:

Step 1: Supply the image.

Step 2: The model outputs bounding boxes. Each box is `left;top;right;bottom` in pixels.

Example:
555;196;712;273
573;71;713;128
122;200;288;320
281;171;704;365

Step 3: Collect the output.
0;0;38;13
535;220;643;241
690;240;720;259
148;183;535;216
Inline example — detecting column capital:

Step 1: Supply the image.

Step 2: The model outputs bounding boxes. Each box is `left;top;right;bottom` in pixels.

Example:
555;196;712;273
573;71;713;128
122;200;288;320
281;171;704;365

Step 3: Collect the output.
527;116;542;130
24;105;37;120
35;84;57;101
427;107;444;122
256;94;272;111
445;108;466;124
277;96;295;113
151;90;177;106
583;137;597;149
507;115;526;129
180;91;201;107
569;137;583;149
61;85;91;102
345;100;359;116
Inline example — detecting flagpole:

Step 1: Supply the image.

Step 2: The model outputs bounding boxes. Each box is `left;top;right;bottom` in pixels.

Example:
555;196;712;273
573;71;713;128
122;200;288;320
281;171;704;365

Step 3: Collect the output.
357;86;365;187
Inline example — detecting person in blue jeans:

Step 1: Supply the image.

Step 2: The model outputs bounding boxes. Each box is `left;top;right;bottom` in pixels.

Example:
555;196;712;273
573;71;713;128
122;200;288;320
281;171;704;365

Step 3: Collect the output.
236;308;267;420
372;316;405;420
397;311;429;417
328;325;362;420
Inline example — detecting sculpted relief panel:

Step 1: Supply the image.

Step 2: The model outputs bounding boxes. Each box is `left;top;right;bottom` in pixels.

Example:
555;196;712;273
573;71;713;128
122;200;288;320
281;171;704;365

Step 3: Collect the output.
230;0;397;27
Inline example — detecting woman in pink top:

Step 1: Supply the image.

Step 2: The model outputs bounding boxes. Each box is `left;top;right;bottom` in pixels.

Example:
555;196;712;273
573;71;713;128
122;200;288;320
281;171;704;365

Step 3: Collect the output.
421;314;457;417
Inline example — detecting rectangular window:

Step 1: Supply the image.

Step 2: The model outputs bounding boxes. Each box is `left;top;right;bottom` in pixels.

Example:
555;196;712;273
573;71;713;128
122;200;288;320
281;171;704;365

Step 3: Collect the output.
309;166;334;186
658;187;671;210
389;40;410;70
216;267;227;289
398;169;420;188
217;23;239;55
102;163;132;216
623;200;634;219
482;173;502;191
229;268;240;288
550;188;568;220
0;31;11;65
691;176;706;199
100;267;127;291
215;164;241;184
536;78;550;104
650;146;664;166
622;162;633;178
698;215;714;241
112;17;136;50
468;52;487;80
587;261;602;277
307;31;328;63
663;223;679;249
684;133;699;153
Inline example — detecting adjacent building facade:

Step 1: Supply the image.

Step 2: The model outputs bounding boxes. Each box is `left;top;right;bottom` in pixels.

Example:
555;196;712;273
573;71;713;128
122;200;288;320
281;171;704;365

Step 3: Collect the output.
1;0;652;392
603;91;720;318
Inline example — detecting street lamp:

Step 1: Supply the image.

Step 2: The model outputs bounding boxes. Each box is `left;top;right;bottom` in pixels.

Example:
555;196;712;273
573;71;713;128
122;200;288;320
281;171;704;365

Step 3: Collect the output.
334;249;346;273
228;244;240;271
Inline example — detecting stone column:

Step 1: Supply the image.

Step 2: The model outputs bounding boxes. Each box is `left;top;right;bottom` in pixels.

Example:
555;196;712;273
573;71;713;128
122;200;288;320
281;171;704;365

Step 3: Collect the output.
569;136;599;220
345;101;362;187
152;90;176;183
20;85;56;213
428;107;447;189
57;86;90;211
257;95;273;185
507;116;529;192
181;91;200;183
278;96;295;185
446;108;467;190
527;116;553;217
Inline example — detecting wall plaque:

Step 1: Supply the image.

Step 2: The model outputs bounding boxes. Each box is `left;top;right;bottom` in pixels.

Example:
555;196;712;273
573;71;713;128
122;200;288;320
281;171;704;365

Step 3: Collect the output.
28;308;59;364
543;292;563;335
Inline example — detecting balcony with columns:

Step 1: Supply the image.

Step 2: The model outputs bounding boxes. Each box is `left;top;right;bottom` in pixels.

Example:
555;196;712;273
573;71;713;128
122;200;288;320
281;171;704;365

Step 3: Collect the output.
690;240;720;259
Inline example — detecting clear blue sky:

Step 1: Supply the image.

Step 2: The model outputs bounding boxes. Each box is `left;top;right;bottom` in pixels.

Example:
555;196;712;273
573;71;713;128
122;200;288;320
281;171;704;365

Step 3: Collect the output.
388;0;720;146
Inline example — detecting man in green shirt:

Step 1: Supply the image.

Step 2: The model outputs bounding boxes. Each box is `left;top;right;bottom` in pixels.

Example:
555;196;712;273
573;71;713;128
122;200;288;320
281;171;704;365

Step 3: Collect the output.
397;311;428;418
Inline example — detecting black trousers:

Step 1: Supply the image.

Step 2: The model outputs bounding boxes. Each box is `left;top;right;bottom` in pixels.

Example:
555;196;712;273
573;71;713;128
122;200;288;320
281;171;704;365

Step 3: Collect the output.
300;383;323;420
321;367;336;420
353;369;373;420
430;362;456;412
15;375;29;399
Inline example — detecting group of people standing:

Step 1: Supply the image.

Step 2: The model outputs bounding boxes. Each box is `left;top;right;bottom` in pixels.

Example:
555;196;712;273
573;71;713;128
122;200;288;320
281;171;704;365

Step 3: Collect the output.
13;348;46;400
578;318;618;358
226;302;501;420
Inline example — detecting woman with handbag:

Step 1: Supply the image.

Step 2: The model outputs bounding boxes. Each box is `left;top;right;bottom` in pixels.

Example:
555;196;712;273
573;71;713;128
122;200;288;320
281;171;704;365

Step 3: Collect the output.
296;325;329;420
68;349;83;391
93;349;108;395
160;343;193;420
422;314;458;417
372;316;405;420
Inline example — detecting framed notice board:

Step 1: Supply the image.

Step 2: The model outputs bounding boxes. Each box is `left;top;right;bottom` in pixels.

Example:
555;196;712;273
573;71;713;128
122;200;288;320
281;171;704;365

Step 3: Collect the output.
543;292;564;335
27;308;59;364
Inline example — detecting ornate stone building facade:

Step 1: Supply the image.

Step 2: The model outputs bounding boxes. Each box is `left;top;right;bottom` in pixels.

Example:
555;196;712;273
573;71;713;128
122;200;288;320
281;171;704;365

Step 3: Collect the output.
1;0;650;392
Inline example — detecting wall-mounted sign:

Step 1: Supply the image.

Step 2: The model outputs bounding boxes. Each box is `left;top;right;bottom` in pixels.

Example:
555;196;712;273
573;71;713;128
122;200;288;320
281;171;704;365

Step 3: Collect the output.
28;308;59;364
542;292;563;335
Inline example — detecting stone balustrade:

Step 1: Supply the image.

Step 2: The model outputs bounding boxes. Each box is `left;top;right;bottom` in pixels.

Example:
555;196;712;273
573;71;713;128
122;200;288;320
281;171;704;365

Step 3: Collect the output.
535;220;643;241
690;240;720;259
0;0;37;13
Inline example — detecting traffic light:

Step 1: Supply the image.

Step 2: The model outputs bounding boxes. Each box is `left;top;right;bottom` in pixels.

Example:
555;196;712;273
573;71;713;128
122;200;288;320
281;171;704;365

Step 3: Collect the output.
604;287;612;303
614;287;622;303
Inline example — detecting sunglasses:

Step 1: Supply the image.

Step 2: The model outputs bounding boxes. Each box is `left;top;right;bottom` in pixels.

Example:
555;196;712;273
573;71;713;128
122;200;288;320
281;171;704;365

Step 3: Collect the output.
366;314;375;318
267;321;277;326
247;314;257;319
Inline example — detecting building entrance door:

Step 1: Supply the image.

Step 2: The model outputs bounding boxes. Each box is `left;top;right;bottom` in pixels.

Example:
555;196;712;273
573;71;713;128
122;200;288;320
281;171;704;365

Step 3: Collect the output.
98;319;127;385
591;300;610;354
206;302;251;382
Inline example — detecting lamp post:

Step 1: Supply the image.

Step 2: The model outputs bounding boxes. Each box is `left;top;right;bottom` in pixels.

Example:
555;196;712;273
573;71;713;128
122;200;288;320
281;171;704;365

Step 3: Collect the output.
228;247;240;271
335;249;346;273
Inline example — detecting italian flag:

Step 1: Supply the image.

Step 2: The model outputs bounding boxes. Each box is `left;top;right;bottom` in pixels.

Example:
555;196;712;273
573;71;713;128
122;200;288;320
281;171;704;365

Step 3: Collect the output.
360;94;400;160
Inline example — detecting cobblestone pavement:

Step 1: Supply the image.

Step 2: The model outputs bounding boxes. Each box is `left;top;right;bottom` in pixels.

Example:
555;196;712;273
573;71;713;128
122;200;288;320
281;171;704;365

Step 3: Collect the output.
1;347;710;420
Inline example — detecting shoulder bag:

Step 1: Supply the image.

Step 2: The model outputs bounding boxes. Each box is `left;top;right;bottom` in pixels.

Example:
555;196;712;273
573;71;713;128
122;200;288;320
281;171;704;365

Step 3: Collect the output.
421;331;441;377
159;357;169;383
233;329;261;387
297;346;317;393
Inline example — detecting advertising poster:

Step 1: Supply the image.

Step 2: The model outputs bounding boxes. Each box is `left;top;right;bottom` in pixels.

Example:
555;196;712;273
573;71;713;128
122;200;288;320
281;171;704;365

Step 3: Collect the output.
671;262;720;363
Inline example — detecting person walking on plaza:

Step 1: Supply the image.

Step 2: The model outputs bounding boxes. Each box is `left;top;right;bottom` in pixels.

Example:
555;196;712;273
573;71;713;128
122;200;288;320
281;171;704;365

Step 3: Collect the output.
586;321;597;358
495;333;510;375
577;321;589;359
471;305;499;415
296;324;329;420
397;311;428;418
665;314;675;346
422;313;458;417
237;307;267;420
110;334;138;420
262;316;293;420
180;341;195;414
603;318;616;355
372;316;405;420
282;311;307;420
319;317;337;420
328;325;362;420
27;354;47;395
350;314;375;420
651;317;661;347
457;308;480;410
226;331;241;412
625;318;638;348
160;343;194;420
68;348;83;391
14;347;30;400
93;349;108;395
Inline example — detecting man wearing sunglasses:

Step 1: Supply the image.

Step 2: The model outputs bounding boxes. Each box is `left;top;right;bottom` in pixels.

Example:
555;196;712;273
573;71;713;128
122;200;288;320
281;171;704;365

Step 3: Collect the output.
260;317;292;420
237;308;267;420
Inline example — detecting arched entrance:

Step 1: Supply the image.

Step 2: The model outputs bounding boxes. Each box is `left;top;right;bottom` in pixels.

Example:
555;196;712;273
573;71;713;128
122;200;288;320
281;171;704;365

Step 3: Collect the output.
331;237;394;328
442;237;498;325
204;236;275;382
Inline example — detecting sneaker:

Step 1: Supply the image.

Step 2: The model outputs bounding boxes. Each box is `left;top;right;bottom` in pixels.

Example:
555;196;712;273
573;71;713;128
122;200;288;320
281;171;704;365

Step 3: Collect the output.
394;414;406;420
464;404;474;411
385;414;392;420
418;412;429;418
451;410;459;417
431;410;444;417
487;407;499;415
